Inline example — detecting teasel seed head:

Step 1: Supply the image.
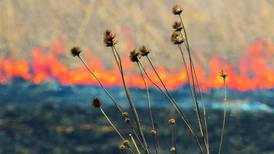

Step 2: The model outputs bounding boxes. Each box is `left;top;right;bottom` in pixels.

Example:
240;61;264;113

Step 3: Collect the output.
170;146;176;153
103;30;118;47
124;117;130;123
168;118;176;125
122;112;129;118
119;144;126;151
129;49;140;62
172;21;183;31
220;69;227;79
122;140;130;147
70;47;82;57
92;97;102;108
171;31;184;44
122;112;130;123
151;128;157;136
172;4;183;15
139;45;151;56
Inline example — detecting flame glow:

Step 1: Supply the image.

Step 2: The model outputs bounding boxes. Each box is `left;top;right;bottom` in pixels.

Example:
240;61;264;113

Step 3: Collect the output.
0;39;273;91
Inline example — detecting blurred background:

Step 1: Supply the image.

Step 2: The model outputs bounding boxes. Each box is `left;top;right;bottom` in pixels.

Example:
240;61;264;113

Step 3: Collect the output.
0;0;273;154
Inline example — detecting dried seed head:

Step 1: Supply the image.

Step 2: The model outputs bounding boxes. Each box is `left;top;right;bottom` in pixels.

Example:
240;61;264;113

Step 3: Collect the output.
170;146;176;153
119;144;126;151
171;31;184;45
139;45;151;56
168;118;176;125
70;47;81;57
103;30;118;47
122;140;130;147
92;98;102;108
172;21;183;31
124;117;130;123
151;128;157;136
129;49;140;62
172;5;183;15
122;112;129;118
220;69;227;79
122;112;130;123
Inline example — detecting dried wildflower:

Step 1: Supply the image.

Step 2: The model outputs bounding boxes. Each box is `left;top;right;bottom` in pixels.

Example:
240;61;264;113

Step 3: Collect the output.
151;128;157;136
171;31;184;44
172;5;183;15
172;21;183;31
119;144;126;151
220;69;227;79
103;30;118;47
122;112;129;118
129;49;140;62
122;112;130;123
92;98;102;108
124;117;130;123
168;118;176;125
170;146;176;153
122;140;130;147
139;45;151;56
70;47;81;57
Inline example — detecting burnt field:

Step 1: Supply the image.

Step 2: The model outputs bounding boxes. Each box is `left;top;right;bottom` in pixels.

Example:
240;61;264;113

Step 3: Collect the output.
0;82;273;154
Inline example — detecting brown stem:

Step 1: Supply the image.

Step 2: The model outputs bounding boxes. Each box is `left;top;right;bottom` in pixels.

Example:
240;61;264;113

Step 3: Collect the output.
218;78;228;154
111;46;150;154
138;60;204;153
137;62;159;154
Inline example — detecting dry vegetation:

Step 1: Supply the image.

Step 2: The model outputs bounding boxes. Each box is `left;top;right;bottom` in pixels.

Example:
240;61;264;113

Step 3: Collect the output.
0;0;273;69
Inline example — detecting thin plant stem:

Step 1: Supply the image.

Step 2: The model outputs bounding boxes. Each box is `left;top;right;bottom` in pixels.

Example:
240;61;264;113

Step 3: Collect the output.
77;55;146;151
218;78;228;154
99;107;134;153
78;55;123;113
138;60;204;154
137;62;159;154
130;134;141;154
170;124;177;154
177;45;204;138
178;14;209;153
110;46;150;154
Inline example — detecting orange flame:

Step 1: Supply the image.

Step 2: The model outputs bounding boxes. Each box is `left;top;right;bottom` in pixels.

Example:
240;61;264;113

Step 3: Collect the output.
0;39;273;91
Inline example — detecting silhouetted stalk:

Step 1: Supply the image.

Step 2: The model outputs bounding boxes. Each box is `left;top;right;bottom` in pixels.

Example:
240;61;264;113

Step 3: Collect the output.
99;107;134;153
138;60;204;153
137;62;159;154
76;54;146;151
177;45;204;137
218;71;228;154
110;46;150;154
169;118;177;154
178;14;209;153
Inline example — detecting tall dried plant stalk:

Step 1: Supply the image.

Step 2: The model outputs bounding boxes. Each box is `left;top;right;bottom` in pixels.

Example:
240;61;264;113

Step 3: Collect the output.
218;70;228;154
110;45;150;154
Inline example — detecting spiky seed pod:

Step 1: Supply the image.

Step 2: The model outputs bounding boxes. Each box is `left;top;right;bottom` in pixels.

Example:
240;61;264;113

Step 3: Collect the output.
220;69;227;79
103;30;118;47
129;49;140;62
119;144;126;151
151;128;157;136
172;5;183;15
92;98;102;108
170;147;176;153
122;112;129;118
122;140;130;147
124;117;130;123
70;47;81;57
139;45;151;56
168;118;176;125
171;31;185;45
172;21;183;31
